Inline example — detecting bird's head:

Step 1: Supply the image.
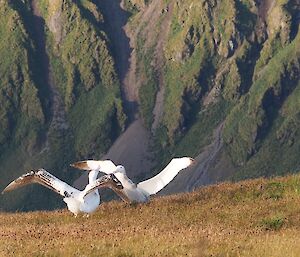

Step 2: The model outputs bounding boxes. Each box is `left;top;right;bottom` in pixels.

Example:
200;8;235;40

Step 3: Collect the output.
114;165;126;175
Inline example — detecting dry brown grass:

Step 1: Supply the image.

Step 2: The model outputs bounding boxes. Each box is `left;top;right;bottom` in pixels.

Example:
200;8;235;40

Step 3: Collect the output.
1;174;300;256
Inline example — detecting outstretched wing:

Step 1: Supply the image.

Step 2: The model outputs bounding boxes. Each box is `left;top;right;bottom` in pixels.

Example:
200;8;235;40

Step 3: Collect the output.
70;160;117;174
2;169;78;197
82;174;124;198
137;157;194;195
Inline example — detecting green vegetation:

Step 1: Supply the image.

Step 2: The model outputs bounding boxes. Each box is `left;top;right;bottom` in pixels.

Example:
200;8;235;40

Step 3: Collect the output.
0;0;125;211
137;41;158;128
261;216;285;231
0;2;44;150
133;0;255;142
123;0;139;16
0;1;49;208
224;32;300;177
132;0;299;180
2;175;300;256
44;0;125;157
0;0;299;211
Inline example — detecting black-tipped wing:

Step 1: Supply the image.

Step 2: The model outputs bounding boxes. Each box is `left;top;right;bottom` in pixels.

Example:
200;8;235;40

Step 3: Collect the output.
83;174;123;198
2;169;78;197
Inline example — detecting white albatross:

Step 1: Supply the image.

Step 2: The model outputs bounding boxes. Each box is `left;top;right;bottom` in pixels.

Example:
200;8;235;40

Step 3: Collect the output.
1;168;123;216
70;157;194;203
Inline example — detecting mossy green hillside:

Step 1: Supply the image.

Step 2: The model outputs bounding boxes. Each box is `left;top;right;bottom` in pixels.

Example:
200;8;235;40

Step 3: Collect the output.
0;2;44;151
0;0;125;211
131;0;300;179
0;0;299;211
41;0;126;157
224;32;300;174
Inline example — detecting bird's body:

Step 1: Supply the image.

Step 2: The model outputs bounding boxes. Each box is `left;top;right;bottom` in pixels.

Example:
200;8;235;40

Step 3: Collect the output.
2;169;122;216
63;190;100;215
71;157;194;203
109;172;149;202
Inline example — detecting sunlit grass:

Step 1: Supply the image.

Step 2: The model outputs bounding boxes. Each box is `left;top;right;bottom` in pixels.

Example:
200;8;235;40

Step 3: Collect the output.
2;174;300;256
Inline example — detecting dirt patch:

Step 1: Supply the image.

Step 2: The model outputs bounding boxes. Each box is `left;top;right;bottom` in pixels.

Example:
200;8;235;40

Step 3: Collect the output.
102;0;157;175
255;0;276;40
104;119;155;180
48;4;63;45
121;0;167;121
257;0;275;22
122;0;174;132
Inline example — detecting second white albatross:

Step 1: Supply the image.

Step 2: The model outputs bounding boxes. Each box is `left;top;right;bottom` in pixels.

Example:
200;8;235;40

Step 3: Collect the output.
1;168;123;216
71;157;194;203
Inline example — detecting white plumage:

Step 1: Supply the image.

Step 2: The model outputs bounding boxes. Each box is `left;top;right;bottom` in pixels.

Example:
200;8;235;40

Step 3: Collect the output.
2;168;122;216
71;157;194;203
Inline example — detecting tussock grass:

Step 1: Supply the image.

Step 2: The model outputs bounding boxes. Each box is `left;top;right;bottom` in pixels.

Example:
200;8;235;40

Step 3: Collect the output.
2;174;300;256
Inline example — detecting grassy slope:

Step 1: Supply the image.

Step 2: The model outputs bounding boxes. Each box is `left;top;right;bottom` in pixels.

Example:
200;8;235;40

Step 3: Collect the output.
2;174;300;256
40;0;126;157
0;1;45;149
1;0;299;212
129;0;300;178
0;0;125;211
0;1;50;209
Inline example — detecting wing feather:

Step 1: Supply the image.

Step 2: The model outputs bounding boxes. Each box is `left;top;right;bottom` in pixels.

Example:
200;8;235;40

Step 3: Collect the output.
137;157;194;195
2;169;78;197
70;160;117;174
82;174;123;198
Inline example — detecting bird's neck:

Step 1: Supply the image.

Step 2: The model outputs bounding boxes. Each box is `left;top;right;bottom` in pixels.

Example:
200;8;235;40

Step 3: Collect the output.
115;173;135;188
88;170;99;184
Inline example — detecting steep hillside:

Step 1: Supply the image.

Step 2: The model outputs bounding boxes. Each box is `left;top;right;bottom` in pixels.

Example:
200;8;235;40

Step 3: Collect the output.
0;0;300;211
2;175;300;256
0;0;125;211
126;0;300;186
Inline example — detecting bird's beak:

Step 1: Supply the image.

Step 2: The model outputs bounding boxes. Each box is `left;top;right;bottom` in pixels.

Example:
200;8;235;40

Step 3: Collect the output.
190;158;195;163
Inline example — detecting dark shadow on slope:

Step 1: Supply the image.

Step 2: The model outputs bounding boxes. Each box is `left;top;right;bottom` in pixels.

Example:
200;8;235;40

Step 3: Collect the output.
9;0;52;123
30;5;54;123
94;0;131;82
93;0;136;123
235;0;257;37
73;0;105;32
236;42;263;95
287;0;300;41
235;1;266;96
181;58;216;132
256;66;300;147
